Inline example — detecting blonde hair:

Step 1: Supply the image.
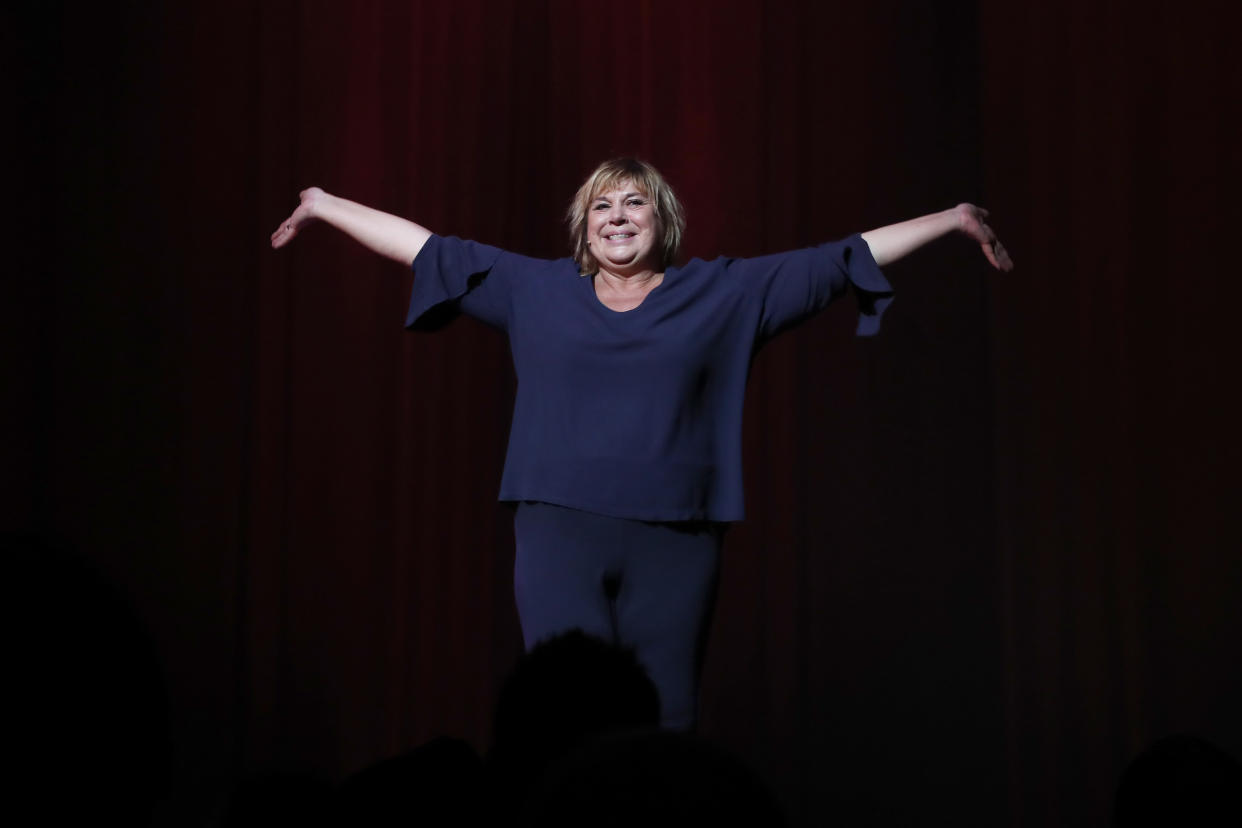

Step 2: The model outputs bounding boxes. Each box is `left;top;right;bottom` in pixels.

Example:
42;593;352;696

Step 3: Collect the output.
566;158;686;274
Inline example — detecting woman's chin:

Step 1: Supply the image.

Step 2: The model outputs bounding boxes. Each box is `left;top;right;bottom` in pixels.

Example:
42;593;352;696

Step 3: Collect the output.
603;252;659;273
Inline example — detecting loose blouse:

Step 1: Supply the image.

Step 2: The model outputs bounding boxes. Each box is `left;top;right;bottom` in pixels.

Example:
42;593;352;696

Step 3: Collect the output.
406;234;892;522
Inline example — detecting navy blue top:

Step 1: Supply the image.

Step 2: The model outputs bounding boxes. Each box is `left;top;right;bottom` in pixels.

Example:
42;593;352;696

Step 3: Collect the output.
406;234;893;522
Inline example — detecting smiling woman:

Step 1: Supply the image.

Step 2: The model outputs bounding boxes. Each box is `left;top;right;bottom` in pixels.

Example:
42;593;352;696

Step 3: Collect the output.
568;157;685;275
271;157;1011;730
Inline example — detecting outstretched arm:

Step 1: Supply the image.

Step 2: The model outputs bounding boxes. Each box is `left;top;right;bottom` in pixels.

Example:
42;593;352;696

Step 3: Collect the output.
860;203;1013;271
270;187;433;264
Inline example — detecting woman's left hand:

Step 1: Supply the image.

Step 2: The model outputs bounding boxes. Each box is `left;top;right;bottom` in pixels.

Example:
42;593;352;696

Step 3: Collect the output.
955;203;1013;271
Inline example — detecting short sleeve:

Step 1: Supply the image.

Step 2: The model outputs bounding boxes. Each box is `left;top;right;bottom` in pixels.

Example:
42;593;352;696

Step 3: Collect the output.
739;233;894;341
405;234;511;331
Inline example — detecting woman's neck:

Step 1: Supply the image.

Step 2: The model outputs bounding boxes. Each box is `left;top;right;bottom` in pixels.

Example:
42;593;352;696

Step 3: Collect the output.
594;266;664;312
595;265;663;293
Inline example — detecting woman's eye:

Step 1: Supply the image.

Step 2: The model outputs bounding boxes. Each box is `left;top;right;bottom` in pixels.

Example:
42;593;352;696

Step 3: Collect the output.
627;199;645;207
592;203;609;210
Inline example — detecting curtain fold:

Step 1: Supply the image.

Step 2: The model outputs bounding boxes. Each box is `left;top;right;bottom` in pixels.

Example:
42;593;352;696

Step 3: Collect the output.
11;1;1239;825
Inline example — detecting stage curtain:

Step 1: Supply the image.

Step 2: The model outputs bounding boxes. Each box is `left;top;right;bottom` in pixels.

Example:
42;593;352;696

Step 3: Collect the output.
8;1;1238;825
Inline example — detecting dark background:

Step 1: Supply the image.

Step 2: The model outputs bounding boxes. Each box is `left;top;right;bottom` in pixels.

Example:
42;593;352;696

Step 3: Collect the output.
7;1;1240;825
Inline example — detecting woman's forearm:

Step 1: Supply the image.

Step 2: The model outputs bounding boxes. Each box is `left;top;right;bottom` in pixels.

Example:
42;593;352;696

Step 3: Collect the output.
860;203;1012;271
860;208;959;267
311;192;433;263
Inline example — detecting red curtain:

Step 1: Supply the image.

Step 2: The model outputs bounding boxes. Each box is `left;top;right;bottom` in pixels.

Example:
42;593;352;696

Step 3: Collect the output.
980;1;1242;822
9;1;1239;824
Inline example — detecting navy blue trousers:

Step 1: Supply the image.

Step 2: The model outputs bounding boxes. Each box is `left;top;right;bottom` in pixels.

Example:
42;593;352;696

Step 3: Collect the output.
512;502;723;730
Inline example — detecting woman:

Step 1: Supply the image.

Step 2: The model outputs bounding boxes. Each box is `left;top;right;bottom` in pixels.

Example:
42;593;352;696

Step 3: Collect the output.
271;158;1011;729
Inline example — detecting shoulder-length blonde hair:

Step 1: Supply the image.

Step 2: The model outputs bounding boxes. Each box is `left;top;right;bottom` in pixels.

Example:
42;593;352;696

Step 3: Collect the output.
566;158;686;274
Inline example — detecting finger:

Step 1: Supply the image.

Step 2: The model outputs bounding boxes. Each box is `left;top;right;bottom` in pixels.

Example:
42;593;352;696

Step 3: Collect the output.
991;240;1013;271
982;243;1000;269
997;244;1014;271
271;222;294;248
973;222;997;247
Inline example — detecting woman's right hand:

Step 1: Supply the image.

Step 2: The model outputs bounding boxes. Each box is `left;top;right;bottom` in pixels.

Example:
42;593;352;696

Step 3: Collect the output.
953;203;1013;271
271;187;327;249
269;187;433;263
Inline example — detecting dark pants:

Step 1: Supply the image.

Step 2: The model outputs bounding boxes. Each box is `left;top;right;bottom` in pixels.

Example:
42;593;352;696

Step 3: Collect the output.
512;501;723;730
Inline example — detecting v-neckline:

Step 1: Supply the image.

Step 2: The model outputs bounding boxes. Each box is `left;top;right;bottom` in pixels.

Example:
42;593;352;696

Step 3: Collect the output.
590;270;668;314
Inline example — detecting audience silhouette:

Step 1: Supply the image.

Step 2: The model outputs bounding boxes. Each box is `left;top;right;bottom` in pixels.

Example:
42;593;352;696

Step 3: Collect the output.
1114;733;1242;827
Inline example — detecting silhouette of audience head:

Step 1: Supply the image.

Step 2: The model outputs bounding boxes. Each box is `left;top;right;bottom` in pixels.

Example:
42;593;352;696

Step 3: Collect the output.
491;628;661;757
222;771;333;828
522;729;787;827
487;629;661;809
1114;733;1242;827
8;533;171;824
332;736;483;826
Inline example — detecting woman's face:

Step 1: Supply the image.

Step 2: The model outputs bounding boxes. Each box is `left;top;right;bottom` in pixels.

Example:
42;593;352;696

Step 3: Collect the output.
587;180;661;274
